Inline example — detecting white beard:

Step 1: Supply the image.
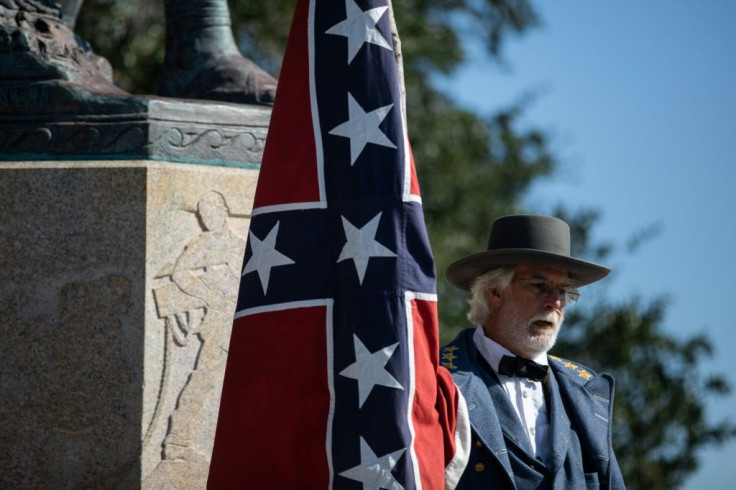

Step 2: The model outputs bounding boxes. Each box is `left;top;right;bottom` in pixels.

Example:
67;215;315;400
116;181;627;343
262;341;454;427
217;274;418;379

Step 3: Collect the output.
494;295;564;358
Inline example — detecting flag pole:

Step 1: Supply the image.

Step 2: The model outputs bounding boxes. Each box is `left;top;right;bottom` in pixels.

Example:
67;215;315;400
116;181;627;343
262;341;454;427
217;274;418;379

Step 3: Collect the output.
387;0;407;124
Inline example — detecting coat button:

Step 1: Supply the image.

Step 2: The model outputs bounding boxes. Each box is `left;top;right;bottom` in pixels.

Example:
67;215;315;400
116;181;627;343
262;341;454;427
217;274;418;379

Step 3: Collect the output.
475;440;483;448
474;462;486;472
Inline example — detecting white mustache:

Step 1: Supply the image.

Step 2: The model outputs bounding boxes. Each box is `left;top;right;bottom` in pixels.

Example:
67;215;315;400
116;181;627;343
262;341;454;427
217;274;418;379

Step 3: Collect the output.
529;312;562;325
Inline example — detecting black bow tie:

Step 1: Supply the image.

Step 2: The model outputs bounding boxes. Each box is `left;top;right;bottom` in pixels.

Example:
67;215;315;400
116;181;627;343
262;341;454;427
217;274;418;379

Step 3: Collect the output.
498;355;549;382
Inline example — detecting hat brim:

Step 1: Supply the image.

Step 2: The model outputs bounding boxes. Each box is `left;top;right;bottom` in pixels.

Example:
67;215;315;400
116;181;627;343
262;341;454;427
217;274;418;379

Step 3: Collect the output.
445;249;611;291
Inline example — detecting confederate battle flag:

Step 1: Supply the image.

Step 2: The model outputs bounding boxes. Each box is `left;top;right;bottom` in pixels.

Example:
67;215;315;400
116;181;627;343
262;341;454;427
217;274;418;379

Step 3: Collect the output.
208;1;467;488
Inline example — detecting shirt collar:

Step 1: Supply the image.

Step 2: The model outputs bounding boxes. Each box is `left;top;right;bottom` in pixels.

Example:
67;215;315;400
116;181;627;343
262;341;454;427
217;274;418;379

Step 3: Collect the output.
472;325;549;373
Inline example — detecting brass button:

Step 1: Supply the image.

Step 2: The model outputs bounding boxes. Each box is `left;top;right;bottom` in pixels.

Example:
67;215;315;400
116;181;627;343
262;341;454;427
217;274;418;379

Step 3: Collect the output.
475;440;483;448
474;462;486;472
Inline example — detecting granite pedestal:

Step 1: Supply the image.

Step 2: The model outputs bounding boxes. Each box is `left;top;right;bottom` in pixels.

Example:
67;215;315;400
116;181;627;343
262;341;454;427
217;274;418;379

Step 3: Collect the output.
0;98;267;488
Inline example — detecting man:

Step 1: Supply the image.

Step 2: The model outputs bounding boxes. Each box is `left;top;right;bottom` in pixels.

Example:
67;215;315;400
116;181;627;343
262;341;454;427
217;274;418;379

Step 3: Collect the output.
441;214;625;489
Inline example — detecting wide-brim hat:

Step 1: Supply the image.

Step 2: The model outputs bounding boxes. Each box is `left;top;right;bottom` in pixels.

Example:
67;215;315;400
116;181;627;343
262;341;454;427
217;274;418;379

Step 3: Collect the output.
445;214;611;291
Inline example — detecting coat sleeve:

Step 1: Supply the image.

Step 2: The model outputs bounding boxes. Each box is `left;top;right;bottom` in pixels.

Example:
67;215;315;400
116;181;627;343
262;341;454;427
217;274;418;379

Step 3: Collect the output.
437;365;470;490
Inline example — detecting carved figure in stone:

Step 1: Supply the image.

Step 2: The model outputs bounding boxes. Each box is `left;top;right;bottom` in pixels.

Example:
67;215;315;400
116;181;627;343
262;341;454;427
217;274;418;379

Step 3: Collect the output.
151;191;245;464
0;0;276;106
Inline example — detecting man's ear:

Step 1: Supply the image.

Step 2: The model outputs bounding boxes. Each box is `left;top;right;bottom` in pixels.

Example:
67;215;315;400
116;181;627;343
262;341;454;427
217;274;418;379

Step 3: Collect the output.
485;287;504;309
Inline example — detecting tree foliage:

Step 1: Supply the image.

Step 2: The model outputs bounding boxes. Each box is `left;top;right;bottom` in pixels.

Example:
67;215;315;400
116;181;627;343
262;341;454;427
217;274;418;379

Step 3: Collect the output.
556;207;736;488
75;0;165;92
75;1;735;487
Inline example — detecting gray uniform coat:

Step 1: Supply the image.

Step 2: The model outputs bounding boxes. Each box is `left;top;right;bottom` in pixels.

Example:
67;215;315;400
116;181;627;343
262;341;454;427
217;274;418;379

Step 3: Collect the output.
442;328;625;489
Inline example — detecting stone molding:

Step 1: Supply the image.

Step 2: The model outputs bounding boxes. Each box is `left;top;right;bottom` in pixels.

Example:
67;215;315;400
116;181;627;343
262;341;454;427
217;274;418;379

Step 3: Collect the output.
0;97;270;167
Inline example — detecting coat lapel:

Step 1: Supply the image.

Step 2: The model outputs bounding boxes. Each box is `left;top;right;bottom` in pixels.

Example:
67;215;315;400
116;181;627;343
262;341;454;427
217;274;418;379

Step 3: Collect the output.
545;369;571;474
551;361;616;480
484;370;535;456
453;365;515;478
447;333;517;483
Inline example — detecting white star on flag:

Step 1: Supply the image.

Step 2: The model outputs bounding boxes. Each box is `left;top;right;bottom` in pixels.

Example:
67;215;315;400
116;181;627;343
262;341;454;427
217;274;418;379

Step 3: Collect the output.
242;221;295;294
338;437;405;490
329;93;397;166
339;334;403;407
337;212;397;284
325;0;393;63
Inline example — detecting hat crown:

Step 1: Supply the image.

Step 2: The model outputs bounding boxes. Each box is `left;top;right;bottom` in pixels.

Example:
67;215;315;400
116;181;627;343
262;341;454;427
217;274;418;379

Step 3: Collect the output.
444;213;610;291
487;215;571;256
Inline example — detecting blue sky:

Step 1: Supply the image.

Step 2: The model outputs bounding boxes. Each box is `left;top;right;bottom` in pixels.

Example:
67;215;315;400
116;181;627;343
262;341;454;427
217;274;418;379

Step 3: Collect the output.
438;1;736;487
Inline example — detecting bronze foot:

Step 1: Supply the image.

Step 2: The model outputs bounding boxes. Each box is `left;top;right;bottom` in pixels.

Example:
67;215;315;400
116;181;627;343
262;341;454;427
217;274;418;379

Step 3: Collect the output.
157;53;277;106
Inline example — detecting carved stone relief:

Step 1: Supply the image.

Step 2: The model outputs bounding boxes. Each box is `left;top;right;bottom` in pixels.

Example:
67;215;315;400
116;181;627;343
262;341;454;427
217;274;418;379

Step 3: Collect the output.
145;190;247;486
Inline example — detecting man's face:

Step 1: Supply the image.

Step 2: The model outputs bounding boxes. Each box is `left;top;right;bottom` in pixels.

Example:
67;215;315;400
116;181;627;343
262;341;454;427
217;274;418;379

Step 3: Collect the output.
485;264;570;358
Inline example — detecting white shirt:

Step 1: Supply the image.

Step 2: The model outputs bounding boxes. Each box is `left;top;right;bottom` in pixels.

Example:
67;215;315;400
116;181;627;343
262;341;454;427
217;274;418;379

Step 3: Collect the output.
472;326;551;463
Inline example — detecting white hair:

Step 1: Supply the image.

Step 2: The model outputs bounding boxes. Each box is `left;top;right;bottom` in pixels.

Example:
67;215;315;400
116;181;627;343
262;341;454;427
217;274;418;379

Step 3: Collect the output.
467;266;516;326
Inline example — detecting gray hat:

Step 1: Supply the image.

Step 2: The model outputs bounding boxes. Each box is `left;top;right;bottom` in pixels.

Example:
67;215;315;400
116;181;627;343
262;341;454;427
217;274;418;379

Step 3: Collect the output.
445;214;611;291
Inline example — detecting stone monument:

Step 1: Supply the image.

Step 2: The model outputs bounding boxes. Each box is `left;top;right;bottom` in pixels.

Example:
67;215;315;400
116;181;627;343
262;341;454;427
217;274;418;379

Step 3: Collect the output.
0;1;270;487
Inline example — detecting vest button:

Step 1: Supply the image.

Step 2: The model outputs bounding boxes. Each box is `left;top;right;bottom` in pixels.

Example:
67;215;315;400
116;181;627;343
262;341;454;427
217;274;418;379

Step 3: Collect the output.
474;462;486;472
475;440;483;448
